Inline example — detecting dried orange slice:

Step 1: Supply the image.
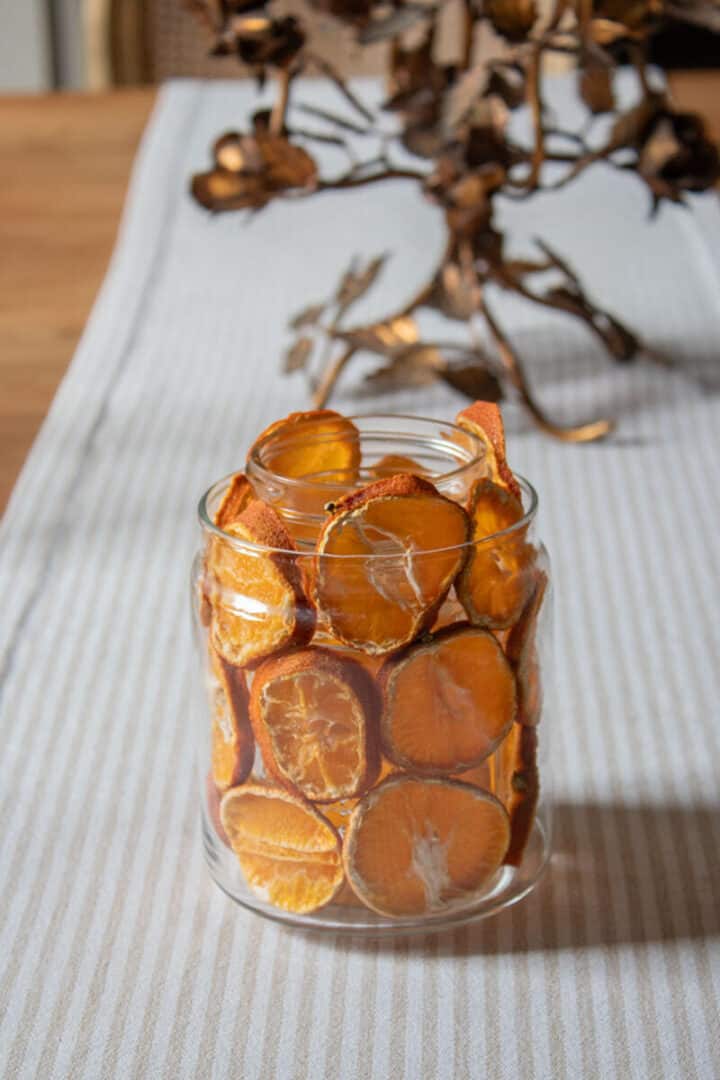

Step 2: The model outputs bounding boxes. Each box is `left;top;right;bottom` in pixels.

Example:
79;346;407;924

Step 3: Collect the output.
368;454;427;479
379;625;516;774
490;723;539;866
208;500;315;668
456;479;533;629
313;474;470;655
332;880;364;907
214;472;256;529
220;784;343;913
321;758;396;832
209;648;255;790
197;559;213;628
344;776;510;917
453;760;492;788
206;773;232;847
247;410;361;545
249;647;380;802
506;571;548;726
456;401;521;499
249;409;360;484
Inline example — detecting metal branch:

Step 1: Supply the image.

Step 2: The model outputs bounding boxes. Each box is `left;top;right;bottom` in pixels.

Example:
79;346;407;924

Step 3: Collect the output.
270;68;292;135
312;345;357;408
482;297;615;442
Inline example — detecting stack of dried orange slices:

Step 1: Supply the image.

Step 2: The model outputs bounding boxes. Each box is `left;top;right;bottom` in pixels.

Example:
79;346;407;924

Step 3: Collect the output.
199;402;547;919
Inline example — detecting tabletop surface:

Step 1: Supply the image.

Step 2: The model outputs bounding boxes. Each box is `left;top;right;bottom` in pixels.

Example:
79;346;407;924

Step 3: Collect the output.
0;72;718;515
1;74;719;1080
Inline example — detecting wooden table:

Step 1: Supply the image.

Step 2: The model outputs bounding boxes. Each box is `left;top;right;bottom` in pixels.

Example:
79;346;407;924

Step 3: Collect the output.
0;73;717;513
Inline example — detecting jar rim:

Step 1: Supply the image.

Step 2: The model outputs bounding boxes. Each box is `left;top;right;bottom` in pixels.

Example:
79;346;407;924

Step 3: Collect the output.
198;470;538;561
246;413;486;492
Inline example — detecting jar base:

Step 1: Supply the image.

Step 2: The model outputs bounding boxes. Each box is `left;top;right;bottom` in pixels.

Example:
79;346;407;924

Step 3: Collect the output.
202;808;551;937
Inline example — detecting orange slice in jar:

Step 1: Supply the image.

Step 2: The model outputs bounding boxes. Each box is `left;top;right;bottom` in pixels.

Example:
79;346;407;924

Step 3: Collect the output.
343;775;510;917
455;401;521;500
208;500;315;668
220;784;343;913
197;560;213;628
453;760;492;789
206;773;232;847
313;474;470;655
209;648;255;790
249;409;361;485
249;647;380;803
506;571;548;726
247;410;361;546
379;624;516;775
214;472;256;529
368;454;427;479
456;479;534;630
321;758;397;832
490;723;539;866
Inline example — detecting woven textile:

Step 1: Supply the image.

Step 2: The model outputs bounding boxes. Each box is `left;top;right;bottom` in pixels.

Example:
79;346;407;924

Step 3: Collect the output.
1;78;719;1079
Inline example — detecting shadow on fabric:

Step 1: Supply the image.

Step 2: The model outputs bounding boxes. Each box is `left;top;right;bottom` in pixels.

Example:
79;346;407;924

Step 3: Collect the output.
311;801;720;957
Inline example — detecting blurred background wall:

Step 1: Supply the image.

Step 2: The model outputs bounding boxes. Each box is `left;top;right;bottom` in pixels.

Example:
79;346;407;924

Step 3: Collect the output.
1;1;717;94
0;0;53;90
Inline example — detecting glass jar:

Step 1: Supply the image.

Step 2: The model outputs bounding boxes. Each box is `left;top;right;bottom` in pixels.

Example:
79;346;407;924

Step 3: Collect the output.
191;414;552;934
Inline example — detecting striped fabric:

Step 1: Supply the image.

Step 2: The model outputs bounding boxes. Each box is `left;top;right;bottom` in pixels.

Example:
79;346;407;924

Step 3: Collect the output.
1;77;719;1079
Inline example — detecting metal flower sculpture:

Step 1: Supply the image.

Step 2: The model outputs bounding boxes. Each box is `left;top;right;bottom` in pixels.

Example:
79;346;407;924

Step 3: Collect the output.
189;0;720;440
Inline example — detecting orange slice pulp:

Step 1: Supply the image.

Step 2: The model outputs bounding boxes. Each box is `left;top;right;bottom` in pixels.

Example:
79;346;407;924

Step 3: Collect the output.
456;401;521;499
208;500;314;668
379;624;516;774
221;784;343;913
209;648;255;790
250;647;380;802
343;775;510;917
313;474;469;654
456;478;534;629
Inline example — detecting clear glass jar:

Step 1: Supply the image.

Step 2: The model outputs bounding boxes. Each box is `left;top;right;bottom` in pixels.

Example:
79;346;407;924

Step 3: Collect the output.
191;414;552;934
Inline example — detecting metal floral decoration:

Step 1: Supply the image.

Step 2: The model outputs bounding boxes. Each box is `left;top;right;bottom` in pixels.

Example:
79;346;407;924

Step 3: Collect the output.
189;0;720;441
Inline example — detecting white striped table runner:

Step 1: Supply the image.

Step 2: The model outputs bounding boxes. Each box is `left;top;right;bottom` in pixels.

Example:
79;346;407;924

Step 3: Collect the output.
0;78;719;1079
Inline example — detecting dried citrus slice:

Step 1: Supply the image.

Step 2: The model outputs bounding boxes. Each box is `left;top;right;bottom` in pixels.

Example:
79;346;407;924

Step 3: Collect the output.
208;500;315;668
344;775;510;917
313;474;470;655
332;881;364;907
214;472;256;529
506;571;548;726
197;558;213;628
247;409;361;544
249;409;360;485
490;723;539;866
456;479;534;629
206;773;232;847
321;758;396;832
453;760;492;788
220;784;343;913
368;454;427;479
249;647;380;802
379;625;516;774
456;401;521;499
209;648;255;790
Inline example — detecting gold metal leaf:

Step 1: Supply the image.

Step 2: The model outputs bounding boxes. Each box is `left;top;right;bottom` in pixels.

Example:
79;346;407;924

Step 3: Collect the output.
190;169;269;211
290;303;326;330
364;345;445;391
358;4;431;44
429;262;478;321
579;66;614;115
440;363;503;401
482;0;537;42
341;315;419;355
335;254;388;311
213;132;247;171
284;336;314;372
